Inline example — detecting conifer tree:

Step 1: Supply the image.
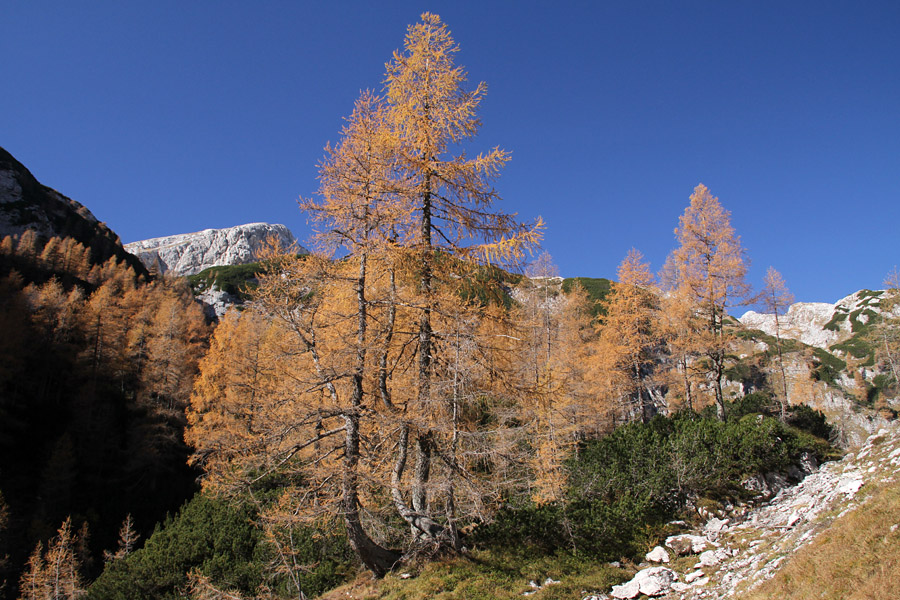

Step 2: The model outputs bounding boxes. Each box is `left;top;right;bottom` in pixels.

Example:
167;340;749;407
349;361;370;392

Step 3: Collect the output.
760;267;794;419
670;184;750;420
102;514;139;564
18;518;85;600
187;13;541;576
875;268;900;396
596;250;662;422
383;11;541;542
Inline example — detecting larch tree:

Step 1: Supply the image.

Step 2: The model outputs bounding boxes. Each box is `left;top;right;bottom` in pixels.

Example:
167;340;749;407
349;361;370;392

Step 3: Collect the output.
384;12;541;543
598;249;661;423
760;266;794;419
876;268;900;395
18;517;85;600
657;270;705;412
671;184;750;420
187;13;541;578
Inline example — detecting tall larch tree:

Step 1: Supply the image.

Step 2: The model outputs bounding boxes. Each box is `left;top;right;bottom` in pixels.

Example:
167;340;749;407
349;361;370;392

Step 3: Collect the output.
383;12;540;545
657;260;705;412
187;13;541;578
760;266;794;419
671;184;750;420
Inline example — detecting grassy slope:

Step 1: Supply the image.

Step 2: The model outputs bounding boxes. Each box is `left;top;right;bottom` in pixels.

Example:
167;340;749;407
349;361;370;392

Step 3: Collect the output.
739;451;900;599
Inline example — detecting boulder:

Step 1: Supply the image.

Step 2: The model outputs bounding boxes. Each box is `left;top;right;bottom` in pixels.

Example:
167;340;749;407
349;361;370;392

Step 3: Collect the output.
698;550;720;567
610;567;677;599
645;546;670;563
703;517;729;541
684;570;705;583
665;534;711;555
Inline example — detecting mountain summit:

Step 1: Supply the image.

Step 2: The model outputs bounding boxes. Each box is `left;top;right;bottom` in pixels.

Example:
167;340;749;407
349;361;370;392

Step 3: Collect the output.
125;223;305;276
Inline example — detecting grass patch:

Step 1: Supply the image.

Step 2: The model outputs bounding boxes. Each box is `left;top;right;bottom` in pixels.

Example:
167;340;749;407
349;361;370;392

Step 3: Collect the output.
738;478;900;600
369;551;627;600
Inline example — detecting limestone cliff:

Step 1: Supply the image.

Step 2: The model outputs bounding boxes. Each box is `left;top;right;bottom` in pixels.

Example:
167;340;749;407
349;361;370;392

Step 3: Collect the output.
739;289;894;350
125;223;305;276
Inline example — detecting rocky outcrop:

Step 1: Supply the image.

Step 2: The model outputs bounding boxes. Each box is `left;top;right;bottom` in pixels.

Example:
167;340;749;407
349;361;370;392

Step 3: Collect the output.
125;223;305;276
580;424;900;600
739;290;895;350
0;145;147;274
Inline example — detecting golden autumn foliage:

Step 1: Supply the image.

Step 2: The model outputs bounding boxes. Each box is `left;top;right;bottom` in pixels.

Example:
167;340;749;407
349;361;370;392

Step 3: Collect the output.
597;249;662;423
18;518;85;600
187;12;542;578
670;184;750;419
514;273;603;503
0;240;208;590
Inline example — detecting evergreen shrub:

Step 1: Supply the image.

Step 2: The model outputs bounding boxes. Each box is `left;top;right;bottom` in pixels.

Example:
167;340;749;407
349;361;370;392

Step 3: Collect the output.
476;397;832;561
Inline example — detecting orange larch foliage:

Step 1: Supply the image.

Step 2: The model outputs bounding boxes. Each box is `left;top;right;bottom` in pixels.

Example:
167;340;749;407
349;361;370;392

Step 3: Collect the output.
670;184;750;420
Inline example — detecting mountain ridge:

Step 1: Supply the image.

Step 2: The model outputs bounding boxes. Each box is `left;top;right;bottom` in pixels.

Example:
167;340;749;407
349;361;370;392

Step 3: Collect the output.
125;222;306;276
0;145;147;274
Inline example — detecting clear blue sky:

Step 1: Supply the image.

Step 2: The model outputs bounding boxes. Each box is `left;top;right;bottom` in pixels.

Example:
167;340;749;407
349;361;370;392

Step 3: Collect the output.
2;1;898;308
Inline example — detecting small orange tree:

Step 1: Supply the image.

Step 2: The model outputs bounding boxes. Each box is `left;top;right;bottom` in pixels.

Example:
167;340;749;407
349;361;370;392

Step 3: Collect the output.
760;266;795;418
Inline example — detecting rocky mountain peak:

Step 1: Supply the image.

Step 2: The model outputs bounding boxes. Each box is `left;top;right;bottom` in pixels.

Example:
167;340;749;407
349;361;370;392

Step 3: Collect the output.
739;289;893;349
125;222;305;276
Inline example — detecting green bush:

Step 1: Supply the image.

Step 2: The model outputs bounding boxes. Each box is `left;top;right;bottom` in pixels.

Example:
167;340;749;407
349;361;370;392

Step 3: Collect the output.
88;493;353;600
188;262;265;300
88;493;262;600
476;400;833;562
811;348;847;386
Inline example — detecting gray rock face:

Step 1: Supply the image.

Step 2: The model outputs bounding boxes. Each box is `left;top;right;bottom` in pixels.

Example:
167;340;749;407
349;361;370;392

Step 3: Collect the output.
125;223;304;276
739;290;898;350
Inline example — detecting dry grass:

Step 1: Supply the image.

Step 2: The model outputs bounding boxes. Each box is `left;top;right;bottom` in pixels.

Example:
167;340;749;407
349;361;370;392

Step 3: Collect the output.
739;479;900;600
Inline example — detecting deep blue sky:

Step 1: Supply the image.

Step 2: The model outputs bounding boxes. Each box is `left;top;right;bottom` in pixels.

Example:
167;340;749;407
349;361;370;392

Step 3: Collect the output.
2;1;898;308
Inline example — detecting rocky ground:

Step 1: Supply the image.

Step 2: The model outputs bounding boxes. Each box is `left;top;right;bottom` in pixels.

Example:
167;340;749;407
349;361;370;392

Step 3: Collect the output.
582;422;900;600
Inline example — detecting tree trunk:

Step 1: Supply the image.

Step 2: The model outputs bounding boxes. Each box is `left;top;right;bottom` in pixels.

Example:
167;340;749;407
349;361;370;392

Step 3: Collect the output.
341;252;401;576
392;423;444;539
343;414;400;576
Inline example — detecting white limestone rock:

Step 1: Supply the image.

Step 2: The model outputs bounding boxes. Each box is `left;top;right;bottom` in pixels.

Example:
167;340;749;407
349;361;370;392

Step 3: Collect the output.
739;290;898;350
609;579;640;599
698;550;720;567
645;546;670;563
610;567;677;599
665;534;711;555
125;223;305;276
684;569;705;583
837;476;864;496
